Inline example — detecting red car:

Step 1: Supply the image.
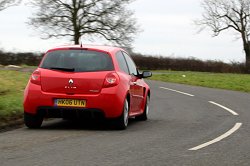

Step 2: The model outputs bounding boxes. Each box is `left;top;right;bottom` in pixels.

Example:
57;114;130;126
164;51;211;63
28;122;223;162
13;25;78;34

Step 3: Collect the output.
23;45;152;129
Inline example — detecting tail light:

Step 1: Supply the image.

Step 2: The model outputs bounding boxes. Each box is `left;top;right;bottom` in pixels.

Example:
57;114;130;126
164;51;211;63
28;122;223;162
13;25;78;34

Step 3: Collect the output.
30;69;41;85
103;72;119;88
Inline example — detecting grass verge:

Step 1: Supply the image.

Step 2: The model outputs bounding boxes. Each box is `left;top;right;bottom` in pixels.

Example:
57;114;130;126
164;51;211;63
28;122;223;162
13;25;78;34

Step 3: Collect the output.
0;70;30;128
150;71;250;93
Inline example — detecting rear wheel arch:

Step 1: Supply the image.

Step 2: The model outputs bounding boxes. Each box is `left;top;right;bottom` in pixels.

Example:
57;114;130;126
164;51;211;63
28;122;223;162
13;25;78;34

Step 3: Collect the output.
143;86;150;98
118;92;130;117
136;89;150;121
115;94;130;130
147;89;151;98
126;93;131;107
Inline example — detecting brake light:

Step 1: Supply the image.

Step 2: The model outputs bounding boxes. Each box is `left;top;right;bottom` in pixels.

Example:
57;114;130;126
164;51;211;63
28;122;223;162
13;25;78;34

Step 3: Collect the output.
103;72;119;88
30;69;41;85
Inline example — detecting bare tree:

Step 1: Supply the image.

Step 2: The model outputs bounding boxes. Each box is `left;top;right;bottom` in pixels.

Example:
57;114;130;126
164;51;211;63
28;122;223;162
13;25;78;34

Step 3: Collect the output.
196;0;250;72
0;0;21;11
28;0;139;47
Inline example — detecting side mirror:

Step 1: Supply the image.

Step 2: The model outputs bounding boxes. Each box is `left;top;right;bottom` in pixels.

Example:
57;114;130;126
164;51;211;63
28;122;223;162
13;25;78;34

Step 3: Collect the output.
141;71;152;78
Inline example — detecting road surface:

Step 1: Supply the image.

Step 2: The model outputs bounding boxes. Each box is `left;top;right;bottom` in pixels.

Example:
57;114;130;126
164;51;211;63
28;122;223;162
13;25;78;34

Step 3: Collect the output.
0;80;250;166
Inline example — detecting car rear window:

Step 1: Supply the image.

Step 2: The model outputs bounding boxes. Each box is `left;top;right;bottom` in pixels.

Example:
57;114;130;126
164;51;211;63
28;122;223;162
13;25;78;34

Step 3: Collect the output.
40;50;114;72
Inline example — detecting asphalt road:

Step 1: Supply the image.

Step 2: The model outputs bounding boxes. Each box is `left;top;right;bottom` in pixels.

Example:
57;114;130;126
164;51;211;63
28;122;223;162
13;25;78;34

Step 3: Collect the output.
1;80;250;166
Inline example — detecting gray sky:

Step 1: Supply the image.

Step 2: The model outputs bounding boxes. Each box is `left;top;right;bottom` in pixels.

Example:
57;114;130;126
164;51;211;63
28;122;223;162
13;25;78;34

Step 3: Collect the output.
0;0;245;63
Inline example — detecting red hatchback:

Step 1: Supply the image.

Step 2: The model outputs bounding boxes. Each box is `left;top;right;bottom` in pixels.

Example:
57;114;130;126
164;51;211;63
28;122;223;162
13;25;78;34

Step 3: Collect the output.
23;45;152;129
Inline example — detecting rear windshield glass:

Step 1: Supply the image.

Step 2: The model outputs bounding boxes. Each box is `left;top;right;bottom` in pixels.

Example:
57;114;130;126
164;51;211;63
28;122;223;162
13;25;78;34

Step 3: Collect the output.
40;50;114;72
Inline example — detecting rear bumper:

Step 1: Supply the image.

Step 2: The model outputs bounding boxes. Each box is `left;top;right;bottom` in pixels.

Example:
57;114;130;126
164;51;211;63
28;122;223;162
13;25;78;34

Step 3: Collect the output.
23;82;126;118
37;107;105;120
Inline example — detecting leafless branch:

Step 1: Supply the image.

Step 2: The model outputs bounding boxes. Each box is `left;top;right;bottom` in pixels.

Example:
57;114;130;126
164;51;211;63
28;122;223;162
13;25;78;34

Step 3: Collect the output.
0;0;21;11
28;0;139;47
196;0;250;70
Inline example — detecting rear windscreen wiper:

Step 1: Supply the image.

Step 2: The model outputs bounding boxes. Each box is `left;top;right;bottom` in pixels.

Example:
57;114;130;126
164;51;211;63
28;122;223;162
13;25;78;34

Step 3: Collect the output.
50;67;75;72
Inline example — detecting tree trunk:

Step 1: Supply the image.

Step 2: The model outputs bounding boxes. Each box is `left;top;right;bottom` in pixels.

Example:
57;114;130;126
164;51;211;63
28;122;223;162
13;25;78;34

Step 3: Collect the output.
246;54;250;73
244;43;250;73
72;0;80;45
74;33;80;44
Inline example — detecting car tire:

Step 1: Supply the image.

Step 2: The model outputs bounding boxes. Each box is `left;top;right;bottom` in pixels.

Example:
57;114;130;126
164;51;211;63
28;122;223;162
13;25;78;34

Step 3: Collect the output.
136;95;150;121
24;112;43;129
116;98;129;130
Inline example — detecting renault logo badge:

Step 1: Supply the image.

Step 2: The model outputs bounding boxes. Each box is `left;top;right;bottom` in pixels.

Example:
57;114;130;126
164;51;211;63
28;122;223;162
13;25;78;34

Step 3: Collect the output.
65;79;76;89
69;79;74;85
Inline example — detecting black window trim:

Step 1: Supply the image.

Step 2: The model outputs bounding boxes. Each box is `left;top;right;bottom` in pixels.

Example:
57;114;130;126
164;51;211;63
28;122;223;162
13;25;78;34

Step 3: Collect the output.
115;50;130;74
121;51;131;74
121;51;139;76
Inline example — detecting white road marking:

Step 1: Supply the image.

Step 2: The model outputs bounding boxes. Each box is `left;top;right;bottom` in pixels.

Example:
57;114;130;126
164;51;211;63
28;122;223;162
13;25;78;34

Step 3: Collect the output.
209;101;239;116
159;87;195;97
189;123;242;151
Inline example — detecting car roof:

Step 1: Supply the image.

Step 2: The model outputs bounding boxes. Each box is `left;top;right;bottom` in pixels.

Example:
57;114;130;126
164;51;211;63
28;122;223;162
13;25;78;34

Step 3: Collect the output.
47;44;123;54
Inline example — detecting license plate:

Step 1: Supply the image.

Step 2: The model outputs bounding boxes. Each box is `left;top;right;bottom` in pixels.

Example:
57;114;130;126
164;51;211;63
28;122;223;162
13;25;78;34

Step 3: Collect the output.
54;99;86;108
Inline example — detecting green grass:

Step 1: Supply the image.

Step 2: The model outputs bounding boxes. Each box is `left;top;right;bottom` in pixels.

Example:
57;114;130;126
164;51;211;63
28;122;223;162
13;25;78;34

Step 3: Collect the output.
0;70;30;117
150;71;250;93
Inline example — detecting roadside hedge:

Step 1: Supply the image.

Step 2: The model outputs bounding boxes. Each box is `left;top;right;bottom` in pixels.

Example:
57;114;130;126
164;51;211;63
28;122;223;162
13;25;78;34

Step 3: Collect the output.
0;50;247;73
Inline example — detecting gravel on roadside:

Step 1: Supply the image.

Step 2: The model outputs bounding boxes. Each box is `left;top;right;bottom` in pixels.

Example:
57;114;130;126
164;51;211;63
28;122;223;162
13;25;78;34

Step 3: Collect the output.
0;114;24;133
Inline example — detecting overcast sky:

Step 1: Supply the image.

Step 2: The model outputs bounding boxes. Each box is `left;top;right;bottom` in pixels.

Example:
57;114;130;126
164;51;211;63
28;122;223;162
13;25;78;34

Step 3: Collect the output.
0;0;245;63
